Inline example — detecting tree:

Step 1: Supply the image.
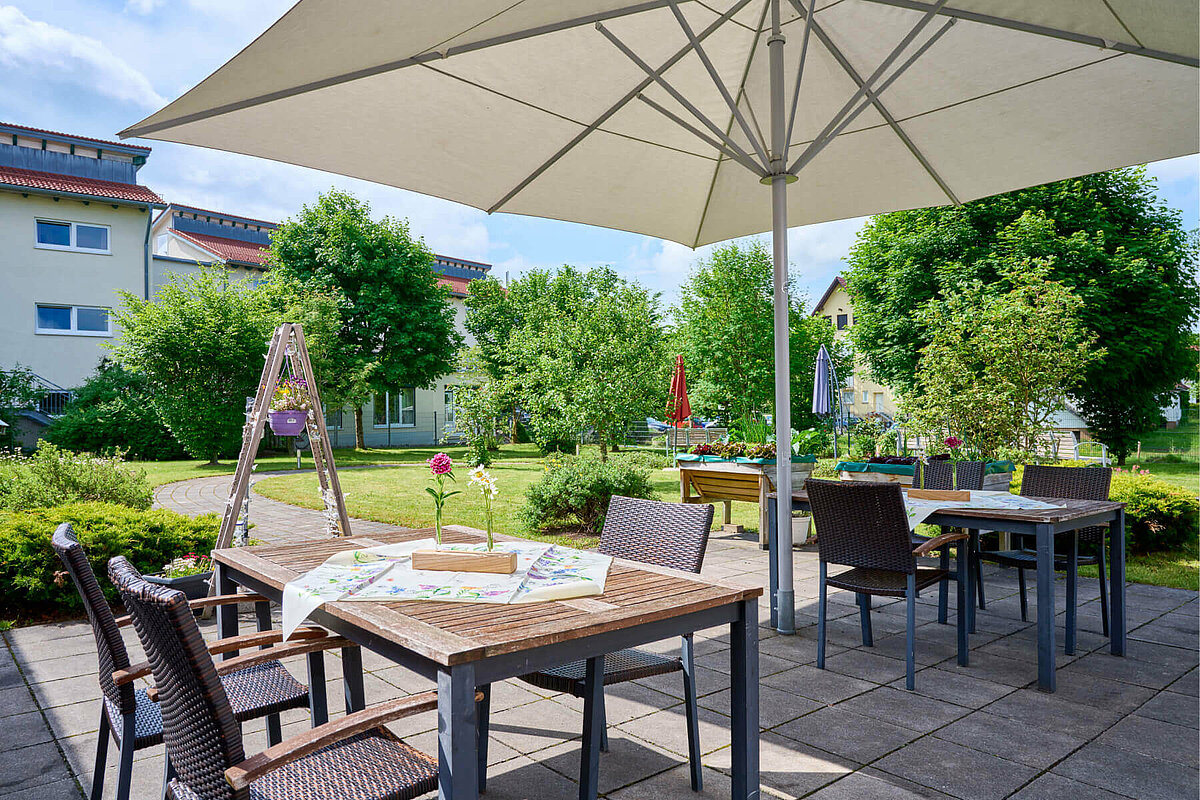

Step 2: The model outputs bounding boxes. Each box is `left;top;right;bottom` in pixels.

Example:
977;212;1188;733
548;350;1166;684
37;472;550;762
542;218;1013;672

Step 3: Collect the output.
478;266;668;460
902;266;1102;458
113;269;339;464
43;361;187;460
268;191;463;448
673;241;847;430
0;365;39;450
847;168;1199;463
445;348;503;467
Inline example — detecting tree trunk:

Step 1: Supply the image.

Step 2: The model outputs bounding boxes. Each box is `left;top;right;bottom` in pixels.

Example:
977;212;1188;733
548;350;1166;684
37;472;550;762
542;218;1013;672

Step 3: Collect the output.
599;431;608;463
1117;452;1127;466
207;455;219;466
354;406;366;449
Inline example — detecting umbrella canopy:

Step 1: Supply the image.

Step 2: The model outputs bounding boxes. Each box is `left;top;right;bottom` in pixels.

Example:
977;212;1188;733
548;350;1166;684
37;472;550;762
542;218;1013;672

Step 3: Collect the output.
122;0;1198;640
122;1;1197;246
811;344;832;416
666;354;693;426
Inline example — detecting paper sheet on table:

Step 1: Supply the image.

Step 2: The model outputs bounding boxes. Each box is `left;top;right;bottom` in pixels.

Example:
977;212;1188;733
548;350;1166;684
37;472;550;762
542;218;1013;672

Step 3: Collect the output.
903;490;1060;531
282;539;612;639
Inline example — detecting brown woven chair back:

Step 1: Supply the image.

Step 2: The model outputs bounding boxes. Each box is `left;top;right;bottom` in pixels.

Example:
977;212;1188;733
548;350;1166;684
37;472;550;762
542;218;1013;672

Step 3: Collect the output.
805;479;916;574
108;557;244;800
955;461;986;491
1020;464;1111;545
598;495;713;574
51;523;137;715
923;460;954;491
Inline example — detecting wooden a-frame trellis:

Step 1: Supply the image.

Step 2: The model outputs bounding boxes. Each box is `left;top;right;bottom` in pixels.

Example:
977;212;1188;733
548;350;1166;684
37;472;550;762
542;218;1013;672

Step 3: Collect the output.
215;323;351;551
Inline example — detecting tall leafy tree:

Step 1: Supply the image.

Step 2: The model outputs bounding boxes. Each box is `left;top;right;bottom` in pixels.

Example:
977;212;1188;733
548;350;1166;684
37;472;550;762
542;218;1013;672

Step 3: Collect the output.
0;365;39;450
673;241;847;430
269;191;463;447
471;266;667;459
847;168;1199;463
113;269;339;463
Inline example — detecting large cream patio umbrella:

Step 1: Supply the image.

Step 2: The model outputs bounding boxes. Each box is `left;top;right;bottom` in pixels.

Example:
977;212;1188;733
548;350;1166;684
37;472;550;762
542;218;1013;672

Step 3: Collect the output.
123;0;1199;635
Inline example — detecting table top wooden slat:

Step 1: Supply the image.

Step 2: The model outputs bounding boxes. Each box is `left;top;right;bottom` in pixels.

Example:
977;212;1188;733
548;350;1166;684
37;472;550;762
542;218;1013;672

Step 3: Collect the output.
213;525;759;666
774;490;1123;524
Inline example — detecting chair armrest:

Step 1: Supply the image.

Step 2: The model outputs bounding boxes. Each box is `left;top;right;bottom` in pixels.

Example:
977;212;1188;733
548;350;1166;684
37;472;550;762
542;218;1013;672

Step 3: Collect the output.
214;636;355;677
113;662;151;686
188;593;269;610
114;615;133;628
225;690;478;791
913;531;969;556
207;627;329;657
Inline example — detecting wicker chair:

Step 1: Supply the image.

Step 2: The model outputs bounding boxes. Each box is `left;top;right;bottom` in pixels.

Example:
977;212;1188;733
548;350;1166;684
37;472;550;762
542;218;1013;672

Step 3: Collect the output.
515;495;714;792
51;524;341;800
976;465;1111;636
107;556;444;800
807;479;968;690
910;460;988;625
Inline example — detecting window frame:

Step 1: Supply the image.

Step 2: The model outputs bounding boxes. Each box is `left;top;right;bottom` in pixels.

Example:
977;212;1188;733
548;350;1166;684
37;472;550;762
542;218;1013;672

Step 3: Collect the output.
34;219;112;255
34;304;113;337
372;388;417;428
836;313;849;330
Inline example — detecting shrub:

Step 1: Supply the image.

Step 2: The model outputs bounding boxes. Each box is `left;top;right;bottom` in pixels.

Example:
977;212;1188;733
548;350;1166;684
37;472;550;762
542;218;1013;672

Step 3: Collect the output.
1110;469;1199;553
521;455;654;533
0;442;153;511
43;362;186;461
0;502;219;614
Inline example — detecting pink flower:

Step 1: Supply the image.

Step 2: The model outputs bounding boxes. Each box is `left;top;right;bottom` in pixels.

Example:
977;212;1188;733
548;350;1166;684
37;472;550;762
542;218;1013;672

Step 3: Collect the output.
944;436;963;449
428;453;453;476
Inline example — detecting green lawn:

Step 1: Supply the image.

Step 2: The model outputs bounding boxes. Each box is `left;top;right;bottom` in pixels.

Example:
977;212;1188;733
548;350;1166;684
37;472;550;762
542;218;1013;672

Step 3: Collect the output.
132;443;544;488
1124;458;1199;494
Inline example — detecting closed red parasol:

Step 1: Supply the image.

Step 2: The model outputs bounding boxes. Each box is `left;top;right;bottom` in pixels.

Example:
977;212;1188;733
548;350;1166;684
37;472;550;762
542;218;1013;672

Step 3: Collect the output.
666;354;692;427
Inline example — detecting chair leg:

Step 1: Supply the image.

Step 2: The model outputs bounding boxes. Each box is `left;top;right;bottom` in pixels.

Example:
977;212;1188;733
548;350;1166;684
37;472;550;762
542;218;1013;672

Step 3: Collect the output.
678;634;702;791
817;562;827;670
114;713;137;800
1017;567;1028;622
306;650;328;727
938;547;950;625
477;683;491;794
265;713;282;748
90;703;110;800
1066;533;1078;656
974;545;986;610
162;753;177;800
598;690;609;753
255;600;283;747
1097;539;1110;638
857;593;874;647
955;552;968;667
905;574;917;691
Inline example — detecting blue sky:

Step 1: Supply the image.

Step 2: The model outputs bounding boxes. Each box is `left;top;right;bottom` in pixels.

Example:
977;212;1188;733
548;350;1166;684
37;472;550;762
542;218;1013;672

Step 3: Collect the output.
2;1;1196;309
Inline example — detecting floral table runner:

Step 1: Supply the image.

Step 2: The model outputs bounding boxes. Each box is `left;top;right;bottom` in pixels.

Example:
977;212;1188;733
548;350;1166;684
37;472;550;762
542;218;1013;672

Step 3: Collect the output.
903;490;1060;531
282;539;612;639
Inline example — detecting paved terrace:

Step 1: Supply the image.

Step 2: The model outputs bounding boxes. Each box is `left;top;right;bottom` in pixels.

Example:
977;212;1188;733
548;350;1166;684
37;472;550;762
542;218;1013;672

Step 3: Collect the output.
1;474;1196;799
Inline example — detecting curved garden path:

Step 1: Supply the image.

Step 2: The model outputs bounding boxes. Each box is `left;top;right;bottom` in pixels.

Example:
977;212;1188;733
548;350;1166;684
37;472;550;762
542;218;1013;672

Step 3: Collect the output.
153;469;405;544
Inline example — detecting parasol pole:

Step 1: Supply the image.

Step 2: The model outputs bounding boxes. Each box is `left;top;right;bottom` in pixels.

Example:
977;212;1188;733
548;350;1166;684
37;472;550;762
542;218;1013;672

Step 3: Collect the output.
768;0;797;636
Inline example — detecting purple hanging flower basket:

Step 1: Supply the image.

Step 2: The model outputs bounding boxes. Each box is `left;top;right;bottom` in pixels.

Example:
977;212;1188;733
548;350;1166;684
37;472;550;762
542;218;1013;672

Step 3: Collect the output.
269;409;308;436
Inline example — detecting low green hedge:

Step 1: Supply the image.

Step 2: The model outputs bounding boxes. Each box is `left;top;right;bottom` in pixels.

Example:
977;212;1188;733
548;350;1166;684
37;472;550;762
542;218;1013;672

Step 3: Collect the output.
522;455;655;533
0;502;219;615
0;442;153;511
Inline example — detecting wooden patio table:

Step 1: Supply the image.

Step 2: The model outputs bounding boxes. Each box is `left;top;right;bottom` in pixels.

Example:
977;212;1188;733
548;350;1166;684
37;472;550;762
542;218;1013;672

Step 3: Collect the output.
212;525;762;800
767;490;1126;693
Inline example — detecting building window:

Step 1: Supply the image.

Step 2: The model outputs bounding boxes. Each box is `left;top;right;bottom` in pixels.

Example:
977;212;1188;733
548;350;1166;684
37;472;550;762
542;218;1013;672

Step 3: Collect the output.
823;315;832;325
373;388;416;427
444;386;458;433
35;304;111;336
35;220;110;254
836;313;849;330
862;390;869;404
324;407;343;430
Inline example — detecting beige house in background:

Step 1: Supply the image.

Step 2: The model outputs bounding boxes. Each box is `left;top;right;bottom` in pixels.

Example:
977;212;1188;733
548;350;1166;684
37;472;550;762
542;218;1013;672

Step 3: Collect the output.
811;276;898;421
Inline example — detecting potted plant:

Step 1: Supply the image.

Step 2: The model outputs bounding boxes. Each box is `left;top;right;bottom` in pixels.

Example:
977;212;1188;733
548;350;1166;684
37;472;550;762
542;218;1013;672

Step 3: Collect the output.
144;553;213;601
268;377;311;436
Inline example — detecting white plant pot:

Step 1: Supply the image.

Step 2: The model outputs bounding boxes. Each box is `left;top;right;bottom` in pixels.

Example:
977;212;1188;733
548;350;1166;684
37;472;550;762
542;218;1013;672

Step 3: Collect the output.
791;514;813;546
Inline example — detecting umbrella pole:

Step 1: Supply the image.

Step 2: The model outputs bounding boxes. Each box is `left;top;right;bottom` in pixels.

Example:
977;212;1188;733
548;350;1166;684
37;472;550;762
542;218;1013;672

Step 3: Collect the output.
768;0;795;636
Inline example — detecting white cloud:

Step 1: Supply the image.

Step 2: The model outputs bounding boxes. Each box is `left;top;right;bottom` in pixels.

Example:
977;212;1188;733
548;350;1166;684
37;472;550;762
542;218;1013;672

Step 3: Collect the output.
0;5;164;108
123;0;165;14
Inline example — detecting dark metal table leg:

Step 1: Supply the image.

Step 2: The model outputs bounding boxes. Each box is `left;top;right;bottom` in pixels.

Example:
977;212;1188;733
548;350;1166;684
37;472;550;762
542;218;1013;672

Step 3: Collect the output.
214;563;239;655
255;600;282;745
306;650;328;726
1110;508;1126;656
1066;533;1078;656
730;598;760;800
1035;523;1056;692
966;530;978;634
438;663;478;800
579;656;605;800
342;645;366;714
956;542;968;666
477;684;491;794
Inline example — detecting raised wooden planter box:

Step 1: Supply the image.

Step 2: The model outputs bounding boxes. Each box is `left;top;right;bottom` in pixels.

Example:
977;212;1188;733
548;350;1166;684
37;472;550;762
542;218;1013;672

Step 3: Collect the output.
839;469;918;487
678;458;816;548
411;549;517;574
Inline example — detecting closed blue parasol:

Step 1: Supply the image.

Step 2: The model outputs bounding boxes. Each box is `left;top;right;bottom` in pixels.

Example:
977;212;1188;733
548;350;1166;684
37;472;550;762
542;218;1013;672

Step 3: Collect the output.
812;344;832;415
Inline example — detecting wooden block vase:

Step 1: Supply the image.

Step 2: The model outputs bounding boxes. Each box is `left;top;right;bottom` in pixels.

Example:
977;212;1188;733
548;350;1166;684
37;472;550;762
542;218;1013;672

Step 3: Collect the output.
411;549;517;574
905;489;972;502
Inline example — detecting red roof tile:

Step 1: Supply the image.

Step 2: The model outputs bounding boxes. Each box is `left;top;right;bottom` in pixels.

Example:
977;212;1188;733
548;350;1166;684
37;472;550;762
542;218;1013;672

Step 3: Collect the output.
173;230;269;266
438;275;472;297
0;165;163;204
1;122;151;152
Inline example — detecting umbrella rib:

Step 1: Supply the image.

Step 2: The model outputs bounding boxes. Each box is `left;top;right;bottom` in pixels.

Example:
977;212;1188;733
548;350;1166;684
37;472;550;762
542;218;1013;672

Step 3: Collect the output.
636;94;770;177
788;17;956;174
782;0;816;160
120;0;692;139
785;0;961;205
486;0;756;214
856;0;1198;68
668;2;772;167
690;0;773;248
596;22;768;171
